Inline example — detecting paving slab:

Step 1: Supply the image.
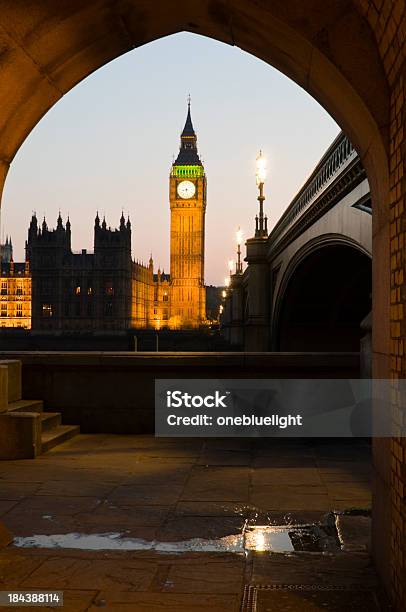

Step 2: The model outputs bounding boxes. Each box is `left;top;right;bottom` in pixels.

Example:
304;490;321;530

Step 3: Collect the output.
108;484;184;506
0;435;378;609
163;557;245;593
0;501;19;516
181;466;250;502
157;515;245;541
34;480;118;498
250;485;331;511
251;467;323;486
0;482;41;500
0;550;44;587
90;591;238;611
22;557;158;591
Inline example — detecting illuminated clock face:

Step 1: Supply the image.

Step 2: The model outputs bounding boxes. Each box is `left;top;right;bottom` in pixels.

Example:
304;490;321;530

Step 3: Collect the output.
177;180;196;199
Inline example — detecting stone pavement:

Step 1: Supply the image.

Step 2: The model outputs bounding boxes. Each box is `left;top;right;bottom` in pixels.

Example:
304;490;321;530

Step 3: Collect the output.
0;435;384;611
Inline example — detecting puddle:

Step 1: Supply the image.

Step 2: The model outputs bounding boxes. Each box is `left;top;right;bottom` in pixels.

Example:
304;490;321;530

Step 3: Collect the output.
13;524;338;554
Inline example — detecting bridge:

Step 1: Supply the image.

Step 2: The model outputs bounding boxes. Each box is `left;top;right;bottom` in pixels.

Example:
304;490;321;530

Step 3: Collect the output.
221;132;372;353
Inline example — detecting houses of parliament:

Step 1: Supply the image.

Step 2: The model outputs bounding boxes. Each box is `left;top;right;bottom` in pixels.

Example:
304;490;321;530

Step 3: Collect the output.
0;104;207;331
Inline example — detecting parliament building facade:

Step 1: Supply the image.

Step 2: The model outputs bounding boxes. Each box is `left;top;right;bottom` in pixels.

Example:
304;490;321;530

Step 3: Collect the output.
0;104;207;332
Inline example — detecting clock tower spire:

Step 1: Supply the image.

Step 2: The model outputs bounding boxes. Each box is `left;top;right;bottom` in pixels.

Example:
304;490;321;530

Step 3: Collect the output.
169;101;206;328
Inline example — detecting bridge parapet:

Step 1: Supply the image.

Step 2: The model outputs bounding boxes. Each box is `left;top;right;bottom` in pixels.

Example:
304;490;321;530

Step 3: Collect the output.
269;132;365;255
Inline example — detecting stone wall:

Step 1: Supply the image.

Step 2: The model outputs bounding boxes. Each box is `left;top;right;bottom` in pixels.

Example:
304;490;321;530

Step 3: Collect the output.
0;352;360;434
355;2;406;607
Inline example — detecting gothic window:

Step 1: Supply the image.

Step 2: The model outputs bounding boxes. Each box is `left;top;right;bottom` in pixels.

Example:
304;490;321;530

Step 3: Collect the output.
75;302;80;316
1;281;7;295
42;304;53;317
16;285;22;296
75;286;81;295
16;303;22;317
1;303;7;317
105;301;113;316
163;293;168;301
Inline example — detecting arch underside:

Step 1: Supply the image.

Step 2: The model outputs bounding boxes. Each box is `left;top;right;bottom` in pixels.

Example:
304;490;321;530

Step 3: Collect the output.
0;0;389;207
274;241;372;351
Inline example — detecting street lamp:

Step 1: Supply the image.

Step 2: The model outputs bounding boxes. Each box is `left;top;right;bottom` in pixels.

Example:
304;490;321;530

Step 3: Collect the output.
255;150;268;238
236;227;243;274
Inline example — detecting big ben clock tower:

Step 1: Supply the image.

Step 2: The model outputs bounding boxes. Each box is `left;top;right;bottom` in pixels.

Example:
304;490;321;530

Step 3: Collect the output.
169;100;206;328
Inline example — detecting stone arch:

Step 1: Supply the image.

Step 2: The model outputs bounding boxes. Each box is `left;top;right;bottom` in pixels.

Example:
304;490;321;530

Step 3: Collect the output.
0;0;401;606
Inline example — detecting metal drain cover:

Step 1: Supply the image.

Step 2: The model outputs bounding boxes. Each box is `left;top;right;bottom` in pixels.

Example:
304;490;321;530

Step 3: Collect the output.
241;584;384;611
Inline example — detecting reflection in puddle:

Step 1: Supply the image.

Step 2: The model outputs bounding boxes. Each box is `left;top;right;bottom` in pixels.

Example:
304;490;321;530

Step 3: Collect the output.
245;527;294;552
13;526;314;554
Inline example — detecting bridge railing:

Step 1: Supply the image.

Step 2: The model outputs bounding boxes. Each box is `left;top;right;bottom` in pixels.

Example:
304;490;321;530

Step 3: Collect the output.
269;132;359;251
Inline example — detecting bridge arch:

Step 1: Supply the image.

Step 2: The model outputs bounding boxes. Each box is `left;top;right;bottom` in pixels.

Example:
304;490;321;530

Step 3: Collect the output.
272;235;372;351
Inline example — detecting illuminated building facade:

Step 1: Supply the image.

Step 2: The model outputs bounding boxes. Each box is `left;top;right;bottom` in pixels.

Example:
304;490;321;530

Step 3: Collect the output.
1;103;208;332
26;212;158;331
0;259;31;329
168;101;206;328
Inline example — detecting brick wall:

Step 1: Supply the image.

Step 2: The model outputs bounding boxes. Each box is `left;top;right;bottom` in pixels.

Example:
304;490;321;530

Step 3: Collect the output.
357;1;406;608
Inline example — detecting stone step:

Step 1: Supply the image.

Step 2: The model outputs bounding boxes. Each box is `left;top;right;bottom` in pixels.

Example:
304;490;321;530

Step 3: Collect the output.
40;412;61;432
7;399;44;414
41;425;80;454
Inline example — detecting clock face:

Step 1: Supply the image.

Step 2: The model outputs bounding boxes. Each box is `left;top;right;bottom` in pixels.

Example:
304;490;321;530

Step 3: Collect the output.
177;180;196;199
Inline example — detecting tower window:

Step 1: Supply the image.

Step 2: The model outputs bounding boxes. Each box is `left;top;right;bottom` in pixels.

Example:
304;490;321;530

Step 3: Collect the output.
75;286;81;295
42;304;53;317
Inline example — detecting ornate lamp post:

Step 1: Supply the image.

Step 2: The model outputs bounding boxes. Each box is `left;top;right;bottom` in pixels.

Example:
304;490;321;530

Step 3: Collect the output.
236;227;243;274
255;150;268;238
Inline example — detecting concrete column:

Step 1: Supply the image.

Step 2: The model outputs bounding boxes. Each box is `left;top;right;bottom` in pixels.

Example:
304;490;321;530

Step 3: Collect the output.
229;274;244;347
244;237;270;351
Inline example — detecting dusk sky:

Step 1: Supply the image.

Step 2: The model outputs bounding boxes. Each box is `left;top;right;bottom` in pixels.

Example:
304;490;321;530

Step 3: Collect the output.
1;33;339;285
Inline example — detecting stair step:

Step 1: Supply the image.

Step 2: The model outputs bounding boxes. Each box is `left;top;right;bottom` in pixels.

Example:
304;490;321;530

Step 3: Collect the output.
40;412;61;431
41;425;80;453
7;399;44;414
